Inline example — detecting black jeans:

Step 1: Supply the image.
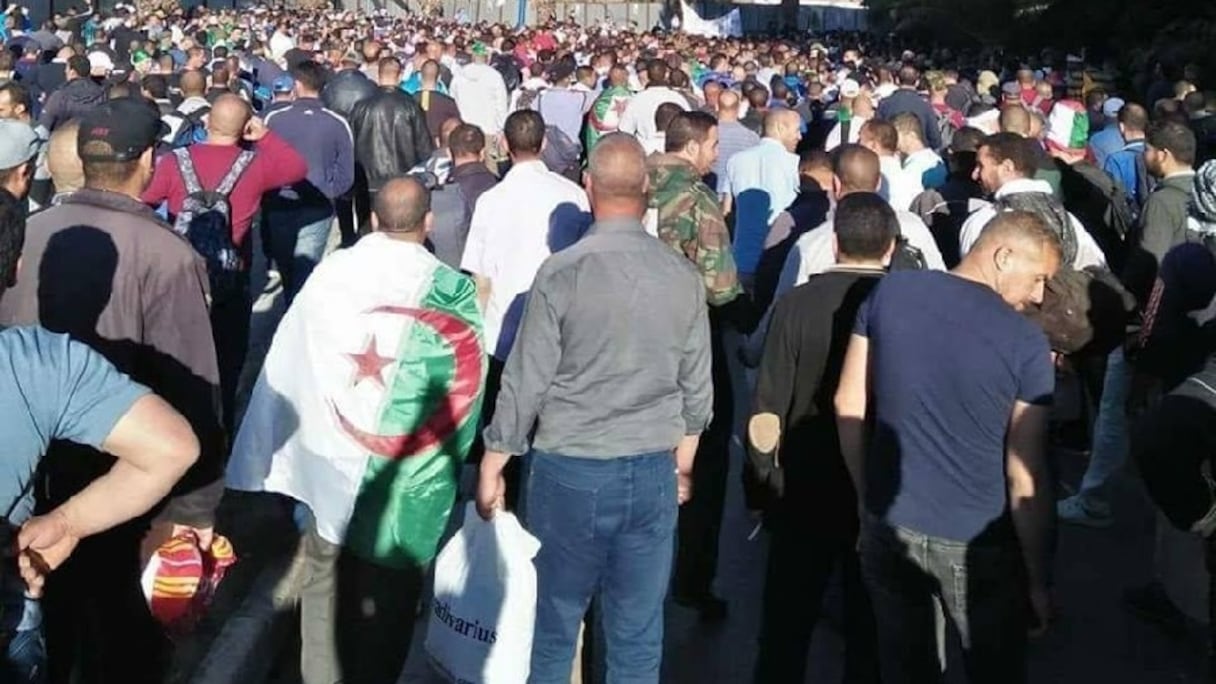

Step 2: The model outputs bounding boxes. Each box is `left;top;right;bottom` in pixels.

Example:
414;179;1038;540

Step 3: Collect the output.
209;274;251;436
859;516;1028;684
754;522;877;683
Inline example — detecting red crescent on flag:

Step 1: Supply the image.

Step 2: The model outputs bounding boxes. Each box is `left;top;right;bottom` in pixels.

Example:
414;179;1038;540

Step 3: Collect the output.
331;306;481;460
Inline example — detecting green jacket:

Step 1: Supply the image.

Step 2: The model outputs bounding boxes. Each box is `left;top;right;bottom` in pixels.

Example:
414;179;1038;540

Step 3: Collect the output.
647;154;742;306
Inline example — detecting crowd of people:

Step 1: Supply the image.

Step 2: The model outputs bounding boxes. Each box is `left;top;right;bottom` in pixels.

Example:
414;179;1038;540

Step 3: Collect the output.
2;1;1216;683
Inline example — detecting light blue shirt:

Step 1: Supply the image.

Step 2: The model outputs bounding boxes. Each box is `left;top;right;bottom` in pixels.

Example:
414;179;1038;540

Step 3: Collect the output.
1089;124;1125;169
0;326;148;633
723;138;800;275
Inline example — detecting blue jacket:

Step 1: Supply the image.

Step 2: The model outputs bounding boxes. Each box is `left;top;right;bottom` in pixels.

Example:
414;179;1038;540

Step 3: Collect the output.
1104;140;1146;209
1089;124;1124;169
264;97;355;210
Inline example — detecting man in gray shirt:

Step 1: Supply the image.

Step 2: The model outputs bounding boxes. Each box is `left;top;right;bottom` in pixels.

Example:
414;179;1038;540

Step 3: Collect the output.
476;133;713;684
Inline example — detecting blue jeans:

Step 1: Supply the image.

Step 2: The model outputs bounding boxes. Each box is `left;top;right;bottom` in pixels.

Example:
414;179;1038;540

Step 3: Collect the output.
3;628;45;684
859;516;1027;684
1078;348;1130;502
265;206;332;304
525;451;677;684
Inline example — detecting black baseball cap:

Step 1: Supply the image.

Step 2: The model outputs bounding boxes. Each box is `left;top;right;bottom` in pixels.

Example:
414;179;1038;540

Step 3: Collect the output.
77;98;170;162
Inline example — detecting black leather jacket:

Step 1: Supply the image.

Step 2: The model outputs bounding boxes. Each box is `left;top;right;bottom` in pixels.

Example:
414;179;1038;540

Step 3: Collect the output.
349;87;435;193
321;68;379;120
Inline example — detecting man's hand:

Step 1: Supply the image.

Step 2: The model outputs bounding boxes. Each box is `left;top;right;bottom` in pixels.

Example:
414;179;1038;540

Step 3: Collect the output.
677;471;693;505
476;451;510;521
173;524;214;550
243;116;269;142
16;509;81;598
1028;584;1052;637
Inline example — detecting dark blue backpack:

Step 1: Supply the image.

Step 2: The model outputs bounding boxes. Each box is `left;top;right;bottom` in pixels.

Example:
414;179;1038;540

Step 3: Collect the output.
171;148;255;301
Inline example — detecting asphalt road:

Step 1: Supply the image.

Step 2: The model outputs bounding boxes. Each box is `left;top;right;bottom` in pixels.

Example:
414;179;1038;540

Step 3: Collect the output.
218;224;1210;684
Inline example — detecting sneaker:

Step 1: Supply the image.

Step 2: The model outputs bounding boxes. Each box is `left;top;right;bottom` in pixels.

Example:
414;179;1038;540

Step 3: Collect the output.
1057;494;1113;528
264;269;282;293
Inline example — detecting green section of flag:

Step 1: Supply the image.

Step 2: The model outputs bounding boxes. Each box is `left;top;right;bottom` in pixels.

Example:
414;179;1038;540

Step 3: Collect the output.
344;266;484;568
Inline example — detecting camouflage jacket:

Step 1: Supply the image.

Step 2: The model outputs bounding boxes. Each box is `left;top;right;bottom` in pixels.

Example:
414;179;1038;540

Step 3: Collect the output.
647;154;742;306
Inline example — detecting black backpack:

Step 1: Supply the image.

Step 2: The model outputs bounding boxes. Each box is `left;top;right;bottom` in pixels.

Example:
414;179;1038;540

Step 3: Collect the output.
166;106;210;149
889;234;928;271
171;148;255;301
541;125;582;183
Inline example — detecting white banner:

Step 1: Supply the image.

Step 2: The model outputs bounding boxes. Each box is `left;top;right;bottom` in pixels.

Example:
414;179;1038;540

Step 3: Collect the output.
679;0;742;37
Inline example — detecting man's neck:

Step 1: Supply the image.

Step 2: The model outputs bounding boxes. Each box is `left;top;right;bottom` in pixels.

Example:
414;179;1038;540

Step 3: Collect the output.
452;155;480;167
85;182;141;200
510;153;542;165
833;259;885;270
378;230;427;245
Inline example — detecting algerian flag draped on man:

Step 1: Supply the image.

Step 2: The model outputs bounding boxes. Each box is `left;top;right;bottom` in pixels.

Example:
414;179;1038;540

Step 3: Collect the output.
228;234;486;568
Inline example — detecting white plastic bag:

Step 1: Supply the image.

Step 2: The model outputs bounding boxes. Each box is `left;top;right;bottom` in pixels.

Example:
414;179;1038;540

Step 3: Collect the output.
426;502;541;684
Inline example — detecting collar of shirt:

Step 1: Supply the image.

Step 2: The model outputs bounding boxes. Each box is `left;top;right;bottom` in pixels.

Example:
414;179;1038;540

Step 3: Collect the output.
1165;170;1197;182
589;217;644;235
503;159;549;179
994;177;1053;198
759;137;789;153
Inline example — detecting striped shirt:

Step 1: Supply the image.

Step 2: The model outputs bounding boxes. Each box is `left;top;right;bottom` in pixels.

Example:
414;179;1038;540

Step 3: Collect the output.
714;120;760;195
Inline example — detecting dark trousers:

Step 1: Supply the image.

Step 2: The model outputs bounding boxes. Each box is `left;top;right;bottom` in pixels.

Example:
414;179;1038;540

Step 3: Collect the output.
472;357;524;510
43;519;168;684
754;522;877;683
299;525;424;684
673;334;732;599
860;517;1028;684
210;275;251;435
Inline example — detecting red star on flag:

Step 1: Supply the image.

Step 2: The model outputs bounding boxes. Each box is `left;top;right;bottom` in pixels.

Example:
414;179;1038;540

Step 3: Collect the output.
611;98;629;116
344;336;395;388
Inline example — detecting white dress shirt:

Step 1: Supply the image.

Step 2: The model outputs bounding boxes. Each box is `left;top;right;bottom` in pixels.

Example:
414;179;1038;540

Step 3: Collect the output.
742;207;946;366
878;154;924;212
617;86;688;142
773;207;946;300
460;160;591;360
957;178;1108;270
824;114;870;152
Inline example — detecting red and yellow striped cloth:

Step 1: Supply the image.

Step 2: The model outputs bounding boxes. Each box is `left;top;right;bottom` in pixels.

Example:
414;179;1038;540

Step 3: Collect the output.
141;531;236;635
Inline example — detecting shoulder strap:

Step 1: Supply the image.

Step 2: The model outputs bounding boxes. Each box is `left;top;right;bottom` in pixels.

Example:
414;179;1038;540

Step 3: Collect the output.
174;148;202;195
215;150;256;196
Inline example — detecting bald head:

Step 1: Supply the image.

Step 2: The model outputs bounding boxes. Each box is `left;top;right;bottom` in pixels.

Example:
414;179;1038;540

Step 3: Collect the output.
180;70;206;97
764;108;802;151
207;94;252;140
47;120;83;194
999;104;1031;137
587;133;648;211
834;143;881;194
718;89;741;121
374;176;430;234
